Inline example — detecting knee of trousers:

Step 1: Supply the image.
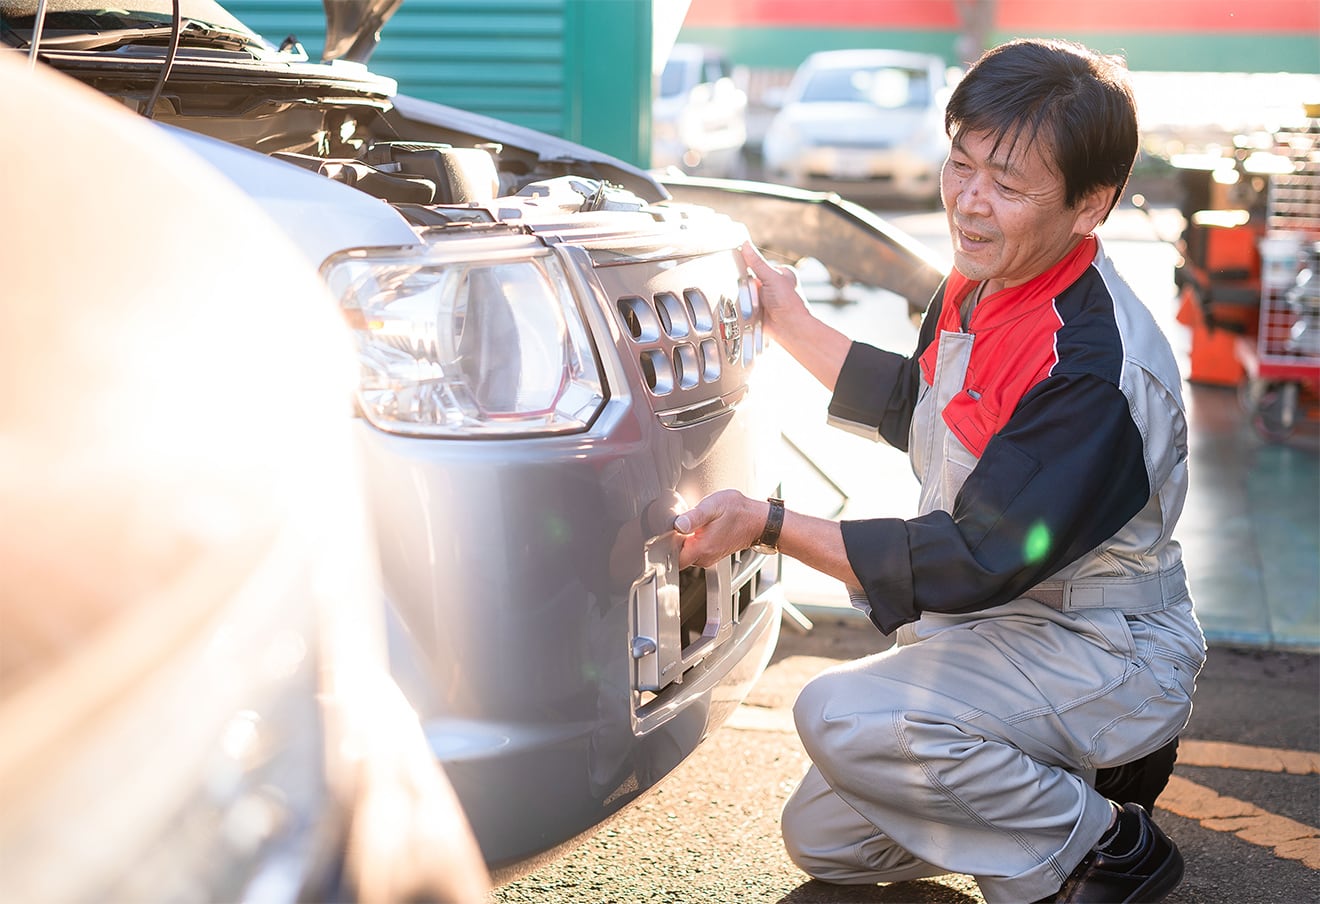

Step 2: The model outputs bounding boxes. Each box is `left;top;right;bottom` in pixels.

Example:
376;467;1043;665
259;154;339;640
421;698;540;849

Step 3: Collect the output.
792;669;909;777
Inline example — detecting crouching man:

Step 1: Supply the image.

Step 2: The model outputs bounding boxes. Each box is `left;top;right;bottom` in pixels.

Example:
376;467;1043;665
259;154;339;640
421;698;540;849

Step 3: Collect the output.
677;38;1205;903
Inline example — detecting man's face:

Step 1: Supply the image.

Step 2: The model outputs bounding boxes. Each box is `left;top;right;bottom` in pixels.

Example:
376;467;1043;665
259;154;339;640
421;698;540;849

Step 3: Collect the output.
940;128;1109;294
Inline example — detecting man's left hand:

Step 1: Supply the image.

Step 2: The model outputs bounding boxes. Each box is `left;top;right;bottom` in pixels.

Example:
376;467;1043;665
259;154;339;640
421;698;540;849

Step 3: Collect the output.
674;490;760;569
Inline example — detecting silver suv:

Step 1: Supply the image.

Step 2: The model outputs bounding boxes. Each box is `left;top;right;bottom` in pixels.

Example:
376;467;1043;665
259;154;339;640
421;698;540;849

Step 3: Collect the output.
3;0;943;886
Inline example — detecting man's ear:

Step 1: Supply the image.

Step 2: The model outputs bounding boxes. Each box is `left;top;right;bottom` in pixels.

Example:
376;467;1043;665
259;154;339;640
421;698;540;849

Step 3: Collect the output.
1072;184;1117;236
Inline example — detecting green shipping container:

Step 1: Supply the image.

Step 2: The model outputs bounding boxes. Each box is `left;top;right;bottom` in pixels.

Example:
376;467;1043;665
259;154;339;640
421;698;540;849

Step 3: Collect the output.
223;0;653;166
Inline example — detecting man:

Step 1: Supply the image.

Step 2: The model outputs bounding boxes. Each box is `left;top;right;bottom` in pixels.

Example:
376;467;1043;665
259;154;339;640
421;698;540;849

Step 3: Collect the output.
675;39;1205;903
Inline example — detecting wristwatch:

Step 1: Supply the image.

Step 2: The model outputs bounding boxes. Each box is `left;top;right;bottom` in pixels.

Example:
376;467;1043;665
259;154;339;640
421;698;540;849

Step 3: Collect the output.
752;496;785;554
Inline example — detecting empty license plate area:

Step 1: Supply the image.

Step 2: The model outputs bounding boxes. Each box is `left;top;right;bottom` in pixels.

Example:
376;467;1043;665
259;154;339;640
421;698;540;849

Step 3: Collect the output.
631;549;766;695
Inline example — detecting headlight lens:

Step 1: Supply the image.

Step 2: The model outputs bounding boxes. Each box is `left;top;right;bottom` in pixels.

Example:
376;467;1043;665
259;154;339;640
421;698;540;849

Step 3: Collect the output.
326;237;605;437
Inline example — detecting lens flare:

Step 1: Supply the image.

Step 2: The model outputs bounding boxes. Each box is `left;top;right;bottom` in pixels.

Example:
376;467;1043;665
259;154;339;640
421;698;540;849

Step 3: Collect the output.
1024;521;1052;564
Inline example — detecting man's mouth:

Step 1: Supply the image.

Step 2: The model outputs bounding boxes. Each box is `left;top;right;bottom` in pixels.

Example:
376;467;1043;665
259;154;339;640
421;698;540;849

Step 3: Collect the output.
955;225;993;251
956;224;991;243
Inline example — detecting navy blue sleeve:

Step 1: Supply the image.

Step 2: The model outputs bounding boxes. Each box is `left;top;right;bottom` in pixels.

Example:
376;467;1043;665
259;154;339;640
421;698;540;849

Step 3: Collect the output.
841;372;1150;633
826;283;944;452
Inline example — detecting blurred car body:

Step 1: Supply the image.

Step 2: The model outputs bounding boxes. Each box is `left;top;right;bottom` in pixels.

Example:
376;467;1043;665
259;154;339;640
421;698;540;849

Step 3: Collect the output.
652;42;748;177
762;48;953;203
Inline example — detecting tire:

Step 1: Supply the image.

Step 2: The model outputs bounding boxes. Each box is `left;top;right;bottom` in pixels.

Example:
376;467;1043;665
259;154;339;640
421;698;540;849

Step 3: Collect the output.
1251;382;1299;442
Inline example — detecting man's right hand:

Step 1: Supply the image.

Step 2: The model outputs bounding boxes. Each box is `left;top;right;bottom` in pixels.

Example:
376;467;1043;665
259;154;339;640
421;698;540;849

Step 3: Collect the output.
739;241;854;393
739;241;810;342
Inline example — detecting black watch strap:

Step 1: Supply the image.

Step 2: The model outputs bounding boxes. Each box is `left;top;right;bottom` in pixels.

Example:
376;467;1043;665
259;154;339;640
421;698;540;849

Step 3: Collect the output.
754;497;784;552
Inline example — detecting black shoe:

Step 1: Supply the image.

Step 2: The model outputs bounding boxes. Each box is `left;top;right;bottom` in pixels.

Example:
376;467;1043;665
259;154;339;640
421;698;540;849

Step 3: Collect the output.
1095;737;1180;812
1036;803;1184;903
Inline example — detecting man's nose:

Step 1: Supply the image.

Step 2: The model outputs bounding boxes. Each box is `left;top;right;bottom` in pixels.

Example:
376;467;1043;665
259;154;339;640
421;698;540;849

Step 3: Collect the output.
955;174;991;215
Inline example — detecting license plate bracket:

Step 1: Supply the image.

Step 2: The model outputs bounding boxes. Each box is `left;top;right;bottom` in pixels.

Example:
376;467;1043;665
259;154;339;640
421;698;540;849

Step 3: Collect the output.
630;540;737;693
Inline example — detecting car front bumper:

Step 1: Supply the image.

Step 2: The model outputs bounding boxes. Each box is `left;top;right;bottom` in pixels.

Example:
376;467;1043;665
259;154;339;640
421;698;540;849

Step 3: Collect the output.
354;222;785;872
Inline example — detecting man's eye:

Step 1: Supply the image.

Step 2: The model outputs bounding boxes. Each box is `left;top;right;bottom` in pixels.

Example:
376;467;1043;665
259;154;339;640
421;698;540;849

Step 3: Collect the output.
996;181;1020;195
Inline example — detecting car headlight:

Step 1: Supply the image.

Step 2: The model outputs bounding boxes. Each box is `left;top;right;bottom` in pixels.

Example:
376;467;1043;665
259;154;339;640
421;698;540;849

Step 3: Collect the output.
326;236;605;438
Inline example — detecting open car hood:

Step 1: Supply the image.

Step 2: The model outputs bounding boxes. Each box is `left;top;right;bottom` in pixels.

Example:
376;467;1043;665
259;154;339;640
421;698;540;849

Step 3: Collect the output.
321;0;402;64
660;175;945;317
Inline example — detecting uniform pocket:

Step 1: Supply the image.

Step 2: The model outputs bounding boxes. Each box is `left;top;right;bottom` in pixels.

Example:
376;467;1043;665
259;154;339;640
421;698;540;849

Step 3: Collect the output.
1128;605;1205;701
955;439;1040;550
1082;609;1200;768
944;386;998;458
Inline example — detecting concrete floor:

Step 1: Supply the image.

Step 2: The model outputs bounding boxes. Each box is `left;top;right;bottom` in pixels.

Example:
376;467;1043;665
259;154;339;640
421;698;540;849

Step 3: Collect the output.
1178;382;1319;650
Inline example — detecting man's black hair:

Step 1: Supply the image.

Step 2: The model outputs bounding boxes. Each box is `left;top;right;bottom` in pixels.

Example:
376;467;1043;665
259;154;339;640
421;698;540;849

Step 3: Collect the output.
944;38;1138;218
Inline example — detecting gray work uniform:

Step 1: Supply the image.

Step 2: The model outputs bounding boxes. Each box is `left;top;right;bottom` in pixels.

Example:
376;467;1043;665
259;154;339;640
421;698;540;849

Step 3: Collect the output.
782;238;1207;903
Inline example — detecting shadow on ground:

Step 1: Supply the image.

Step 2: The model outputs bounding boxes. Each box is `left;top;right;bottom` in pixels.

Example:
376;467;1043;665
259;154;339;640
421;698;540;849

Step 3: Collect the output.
778;878;982;903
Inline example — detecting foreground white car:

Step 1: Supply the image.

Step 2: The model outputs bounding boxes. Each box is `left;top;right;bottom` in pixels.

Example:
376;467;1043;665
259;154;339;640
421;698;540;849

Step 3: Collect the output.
0;50;488;904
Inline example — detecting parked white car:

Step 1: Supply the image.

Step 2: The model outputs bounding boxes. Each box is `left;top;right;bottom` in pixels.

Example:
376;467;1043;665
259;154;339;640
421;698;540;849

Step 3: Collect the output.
763;48;954;203
652;43;748;177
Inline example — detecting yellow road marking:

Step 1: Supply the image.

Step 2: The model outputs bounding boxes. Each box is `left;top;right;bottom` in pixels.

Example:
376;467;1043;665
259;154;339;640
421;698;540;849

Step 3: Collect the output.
1177;739;1320;775
1160;774;1320;869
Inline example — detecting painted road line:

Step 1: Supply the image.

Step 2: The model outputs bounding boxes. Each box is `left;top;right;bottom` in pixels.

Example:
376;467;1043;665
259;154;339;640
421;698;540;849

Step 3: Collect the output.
1177;739;1320;774
1160;774;1320;869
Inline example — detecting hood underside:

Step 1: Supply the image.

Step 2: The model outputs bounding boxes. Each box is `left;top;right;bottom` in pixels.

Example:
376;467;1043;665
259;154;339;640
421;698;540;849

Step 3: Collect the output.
0;0;403;64
321;0;402;64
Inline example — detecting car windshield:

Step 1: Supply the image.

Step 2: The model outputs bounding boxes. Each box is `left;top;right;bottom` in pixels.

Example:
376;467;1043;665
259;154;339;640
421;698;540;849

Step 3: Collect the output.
0;0;256;45
799;65;930;108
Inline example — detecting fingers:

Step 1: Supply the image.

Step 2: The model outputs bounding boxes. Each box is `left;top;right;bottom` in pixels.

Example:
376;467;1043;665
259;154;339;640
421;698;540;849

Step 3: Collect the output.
675;503;707;568
741;241;797;287
740;240;801;293
673;507;703;536
674;491;746;570
740;240;775;279
674;492;725;536
677;539;702;570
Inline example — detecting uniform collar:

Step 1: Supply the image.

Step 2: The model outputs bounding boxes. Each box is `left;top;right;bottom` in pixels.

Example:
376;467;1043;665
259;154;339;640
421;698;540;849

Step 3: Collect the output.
945;235;1099;331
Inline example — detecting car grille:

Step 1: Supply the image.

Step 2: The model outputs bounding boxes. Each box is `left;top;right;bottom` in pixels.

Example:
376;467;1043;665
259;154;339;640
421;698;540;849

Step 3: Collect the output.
616;283;760;407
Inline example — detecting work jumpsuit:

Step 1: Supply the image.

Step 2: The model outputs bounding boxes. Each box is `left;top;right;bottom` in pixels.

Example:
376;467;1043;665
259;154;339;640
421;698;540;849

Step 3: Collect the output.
781;236;1207;903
